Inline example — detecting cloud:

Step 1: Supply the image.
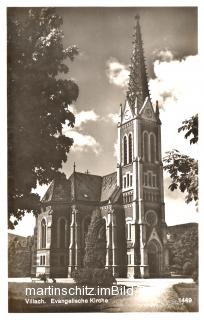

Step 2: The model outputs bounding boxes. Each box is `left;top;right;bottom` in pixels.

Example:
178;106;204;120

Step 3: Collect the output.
153;49;174;62
106;57;129;88
113;139;119;161
75;110;99;127
63;128;101;155
108;113;120;124
63;105;101;154
149;53;199;159
67;105;100;128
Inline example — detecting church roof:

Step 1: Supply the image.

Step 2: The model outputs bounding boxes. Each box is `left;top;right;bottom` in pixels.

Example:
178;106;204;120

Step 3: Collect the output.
41;178;71;203
41;171;120;205
100;172;118;202
72;172;102;202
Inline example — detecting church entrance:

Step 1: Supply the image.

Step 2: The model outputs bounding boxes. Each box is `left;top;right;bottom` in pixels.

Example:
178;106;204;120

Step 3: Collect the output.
147;240;161;277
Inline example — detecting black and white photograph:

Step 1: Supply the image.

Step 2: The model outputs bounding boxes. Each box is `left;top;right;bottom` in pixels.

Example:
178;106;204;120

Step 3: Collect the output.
3;3;201;316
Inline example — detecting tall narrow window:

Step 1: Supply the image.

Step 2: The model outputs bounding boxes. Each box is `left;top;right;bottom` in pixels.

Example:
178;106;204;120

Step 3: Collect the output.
59;219;66;248
150;134;156;163
127;253;131;265
127;174;130;187
123;136;127;165
123;176;127;188
128;134;133;163
130;174;133;187
128;223;131;240
143;132;149;162
144;173;148;186
41;219;46;249
152;175;156;187
148;172;152;186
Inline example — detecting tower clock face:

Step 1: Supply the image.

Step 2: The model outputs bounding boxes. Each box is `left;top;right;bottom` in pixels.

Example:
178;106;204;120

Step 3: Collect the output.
124;110;131;121
145;108;153;118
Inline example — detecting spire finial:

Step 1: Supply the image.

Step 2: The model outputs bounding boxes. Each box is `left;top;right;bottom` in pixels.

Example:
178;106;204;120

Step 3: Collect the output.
73;162;76;172
156;100;160;114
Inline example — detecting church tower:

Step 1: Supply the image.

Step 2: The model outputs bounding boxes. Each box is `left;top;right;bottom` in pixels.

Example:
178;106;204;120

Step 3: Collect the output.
117;15;169;278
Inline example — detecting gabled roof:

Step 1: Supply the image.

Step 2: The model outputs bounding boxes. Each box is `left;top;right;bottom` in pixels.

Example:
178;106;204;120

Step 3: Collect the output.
100;172;117;202
41;177;71;203
41;171;120;205
72;172;102;202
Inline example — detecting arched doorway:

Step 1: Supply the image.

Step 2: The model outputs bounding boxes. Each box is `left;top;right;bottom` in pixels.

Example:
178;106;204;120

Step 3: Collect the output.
147;240;161;277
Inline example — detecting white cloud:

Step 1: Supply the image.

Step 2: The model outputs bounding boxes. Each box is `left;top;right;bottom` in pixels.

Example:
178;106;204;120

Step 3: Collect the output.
108;113;120;124
106;57;129;88
149;54;200;159
113;139;119;161
63;105;101;154
75;110;99;127
153;49;174;62
67;105;100;127
63;128;101;155
149;53;200;225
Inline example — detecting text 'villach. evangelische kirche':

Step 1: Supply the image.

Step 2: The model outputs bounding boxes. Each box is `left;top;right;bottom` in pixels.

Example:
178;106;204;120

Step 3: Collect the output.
32;15;169;279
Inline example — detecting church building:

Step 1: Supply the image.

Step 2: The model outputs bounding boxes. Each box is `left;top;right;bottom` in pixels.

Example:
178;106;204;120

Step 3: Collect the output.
33;15;169;279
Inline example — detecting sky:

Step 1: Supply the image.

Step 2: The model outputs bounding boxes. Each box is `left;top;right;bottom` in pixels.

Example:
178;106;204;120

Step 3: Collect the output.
8;6;199;236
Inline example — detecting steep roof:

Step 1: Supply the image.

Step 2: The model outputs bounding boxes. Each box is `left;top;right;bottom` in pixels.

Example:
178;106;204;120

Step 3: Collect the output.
41;171;120;205
41;178;71;203
100;172;118;202
72;172;102;202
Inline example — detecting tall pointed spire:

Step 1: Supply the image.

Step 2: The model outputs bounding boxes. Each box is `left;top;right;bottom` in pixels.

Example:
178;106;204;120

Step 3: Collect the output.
126;15;150;110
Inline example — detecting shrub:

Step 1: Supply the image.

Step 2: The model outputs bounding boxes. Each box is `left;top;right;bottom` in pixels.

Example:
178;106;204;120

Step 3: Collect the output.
73;268;115;286
38;273;47;282
183;261;193;275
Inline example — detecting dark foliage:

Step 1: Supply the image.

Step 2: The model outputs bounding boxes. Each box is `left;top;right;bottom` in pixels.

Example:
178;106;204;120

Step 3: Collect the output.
178;114;198;144
8;8;79;228
163;114;198;205
167;224;198;277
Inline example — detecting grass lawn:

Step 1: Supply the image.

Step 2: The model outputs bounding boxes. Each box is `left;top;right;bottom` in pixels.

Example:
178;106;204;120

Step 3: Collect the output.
173;282;198;312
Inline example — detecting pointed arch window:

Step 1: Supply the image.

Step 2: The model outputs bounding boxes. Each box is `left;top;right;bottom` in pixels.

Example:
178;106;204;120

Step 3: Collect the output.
41;219;46;249
123;136;127;165
128;133;133;163
143;132;149;162
150;133;156;163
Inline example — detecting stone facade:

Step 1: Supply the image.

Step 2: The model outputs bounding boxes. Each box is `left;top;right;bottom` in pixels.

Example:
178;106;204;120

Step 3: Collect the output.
33;16;169;279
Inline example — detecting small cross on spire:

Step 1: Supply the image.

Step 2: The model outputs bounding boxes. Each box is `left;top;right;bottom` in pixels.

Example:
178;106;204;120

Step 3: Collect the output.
73;162;76;172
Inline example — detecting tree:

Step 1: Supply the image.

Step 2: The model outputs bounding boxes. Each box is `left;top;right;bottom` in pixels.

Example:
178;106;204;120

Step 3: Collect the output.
8;8;79;229
163;114;198;205
83;208;106;268
167;225;198;275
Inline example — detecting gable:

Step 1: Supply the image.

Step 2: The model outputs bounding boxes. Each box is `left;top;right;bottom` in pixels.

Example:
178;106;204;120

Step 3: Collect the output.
139;97;157;122
121;100;134;124
147;227;163;248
